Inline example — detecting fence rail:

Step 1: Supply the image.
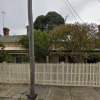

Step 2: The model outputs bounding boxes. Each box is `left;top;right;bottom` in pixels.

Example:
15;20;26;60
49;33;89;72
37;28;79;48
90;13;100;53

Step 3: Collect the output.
0;62;100;87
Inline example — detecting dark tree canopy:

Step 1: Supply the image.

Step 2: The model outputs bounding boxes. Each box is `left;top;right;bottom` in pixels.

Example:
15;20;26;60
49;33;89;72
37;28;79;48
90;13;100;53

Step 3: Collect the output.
34;15;46;32
34;11;65;32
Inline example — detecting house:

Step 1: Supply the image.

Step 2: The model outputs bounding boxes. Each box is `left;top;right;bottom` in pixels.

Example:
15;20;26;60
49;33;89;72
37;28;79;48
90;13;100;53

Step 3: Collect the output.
0;28;27;63
48;50;100;63
0;25;100;63
48;25;100;63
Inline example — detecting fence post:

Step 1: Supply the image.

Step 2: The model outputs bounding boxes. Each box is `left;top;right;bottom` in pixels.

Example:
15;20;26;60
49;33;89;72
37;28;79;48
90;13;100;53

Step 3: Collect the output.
8;63;11;83
50;63;52;84
28;63;30;84
62;62;64;85
43;64;46;84
56;64;58;85
78;63;81;85
98;62;100;86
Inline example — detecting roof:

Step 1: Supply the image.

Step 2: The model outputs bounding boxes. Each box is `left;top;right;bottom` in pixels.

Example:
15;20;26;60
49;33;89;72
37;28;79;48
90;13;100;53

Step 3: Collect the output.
0;35;24;43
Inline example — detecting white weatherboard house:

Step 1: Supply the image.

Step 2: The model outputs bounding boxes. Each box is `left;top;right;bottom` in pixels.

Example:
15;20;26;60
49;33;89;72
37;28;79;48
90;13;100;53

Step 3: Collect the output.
0;28;27;63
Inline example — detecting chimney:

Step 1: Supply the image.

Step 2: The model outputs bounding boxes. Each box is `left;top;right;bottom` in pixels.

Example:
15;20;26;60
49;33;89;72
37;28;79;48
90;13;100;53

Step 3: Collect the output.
26;26;29;35
3;28;10;36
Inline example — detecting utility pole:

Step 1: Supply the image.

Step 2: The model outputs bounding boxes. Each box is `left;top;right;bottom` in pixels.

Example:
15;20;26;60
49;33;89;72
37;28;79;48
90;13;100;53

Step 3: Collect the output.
28;0;37;100
1;11;6;28
64;14;68;24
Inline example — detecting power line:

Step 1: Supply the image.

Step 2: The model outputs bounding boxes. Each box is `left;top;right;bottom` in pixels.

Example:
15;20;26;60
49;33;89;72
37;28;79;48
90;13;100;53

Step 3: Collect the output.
63;0;78;22
66;0;84;23
98;0;100;3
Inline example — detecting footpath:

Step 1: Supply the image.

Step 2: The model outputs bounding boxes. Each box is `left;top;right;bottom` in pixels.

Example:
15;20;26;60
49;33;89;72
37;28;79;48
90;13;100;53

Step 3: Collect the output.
0;83;100;100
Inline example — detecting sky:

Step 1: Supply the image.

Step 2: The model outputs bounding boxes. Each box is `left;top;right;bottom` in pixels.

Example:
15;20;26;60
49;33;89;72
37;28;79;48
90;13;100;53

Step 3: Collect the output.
0;0;100;36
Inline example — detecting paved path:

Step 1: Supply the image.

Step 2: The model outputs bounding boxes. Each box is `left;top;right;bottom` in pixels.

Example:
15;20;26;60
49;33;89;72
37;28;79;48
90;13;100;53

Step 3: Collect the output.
0;83;100;100
46;86;100;100
46;86;71;100
0;84;49;100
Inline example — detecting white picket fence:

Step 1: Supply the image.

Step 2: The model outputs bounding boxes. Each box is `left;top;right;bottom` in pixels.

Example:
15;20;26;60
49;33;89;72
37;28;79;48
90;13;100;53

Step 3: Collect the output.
0;62;100;87
0;63;30;84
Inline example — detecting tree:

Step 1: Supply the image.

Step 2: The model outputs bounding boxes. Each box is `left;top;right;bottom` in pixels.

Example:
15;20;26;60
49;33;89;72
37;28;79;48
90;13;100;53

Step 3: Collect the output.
50;23;97;63
0;50;14;63
95;28;100;49
34;11;65;32
34;15;46;32
20;30;50;62
0;43;14;63
34;30;50;62
92;26;100;61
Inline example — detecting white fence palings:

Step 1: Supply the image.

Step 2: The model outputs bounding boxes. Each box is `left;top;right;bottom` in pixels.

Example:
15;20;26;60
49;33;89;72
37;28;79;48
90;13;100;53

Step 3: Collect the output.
35;63;100;87
0;63;100;87
0;63;30;84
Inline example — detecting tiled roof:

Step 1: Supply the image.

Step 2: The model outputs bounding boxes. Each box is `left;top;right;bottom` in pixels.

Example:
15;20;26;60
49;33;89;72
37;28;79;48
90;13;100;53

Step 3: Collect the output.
0;35;24;43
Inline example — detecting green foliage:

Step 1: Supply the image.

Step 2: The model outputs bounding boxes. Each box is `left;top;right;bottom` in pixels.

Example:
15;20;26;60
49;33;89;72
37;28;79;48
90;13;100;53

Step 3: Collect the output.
34;30;50;62
50;23;97;63
20;35;29;49
38;98;44;100
18;98;24;100
94;32;100;49
20;30;50;63
34;15;46;32
21;55;30;63
0;50;14;63
34;11;65;32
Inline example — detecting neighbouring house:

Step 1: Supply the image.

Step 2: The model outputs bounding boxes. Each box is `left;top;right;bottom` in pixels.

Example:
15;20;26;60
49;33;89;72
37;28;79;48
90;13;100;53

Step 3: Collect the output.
48;25;100;63
48;50;100;63
0;28;27;63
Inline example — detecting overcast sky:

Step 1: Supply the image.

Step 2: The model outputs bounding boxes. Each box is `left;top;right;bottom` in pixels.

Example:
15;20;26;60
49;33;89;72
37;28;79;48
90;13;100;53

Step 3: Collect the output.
0;0;100;36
